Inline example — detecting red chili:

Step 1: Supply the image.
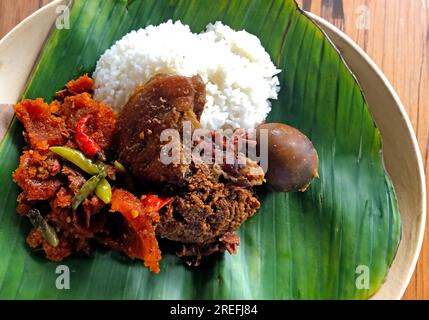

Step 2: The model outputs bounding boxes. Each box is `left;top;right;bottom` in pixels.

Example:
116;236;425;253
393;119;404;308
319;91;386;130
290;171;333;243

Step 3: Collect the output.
75;115;105;160
141;194;173;212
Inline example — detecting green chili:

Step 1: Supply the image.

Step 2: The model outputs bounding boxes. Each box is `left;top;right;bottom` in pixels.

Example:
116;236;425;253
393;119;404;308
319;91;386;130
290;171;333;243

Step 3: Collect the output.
95;178;112;204
50;146;100;175
114;160;127;173
114;160;135;192
27;208;59;247
72;170;106;210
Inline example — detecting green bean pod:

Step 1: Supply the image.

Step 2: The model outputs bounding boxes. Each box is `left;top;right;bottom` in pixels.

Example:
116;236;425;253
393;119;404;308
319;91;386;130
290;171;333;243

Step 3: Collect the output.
72;171;106;210
27;208;59;247
50;146;100;175
113;160;127;173
95;178;112;204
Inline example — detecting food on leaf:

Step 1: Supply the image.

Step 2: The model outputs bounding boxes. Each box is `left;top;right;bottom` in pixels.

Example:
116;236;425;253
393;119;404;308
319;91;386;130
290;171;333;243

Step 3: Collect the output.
111;189;161;273
14;98;69;150
11;17;322;273
257;123;319;192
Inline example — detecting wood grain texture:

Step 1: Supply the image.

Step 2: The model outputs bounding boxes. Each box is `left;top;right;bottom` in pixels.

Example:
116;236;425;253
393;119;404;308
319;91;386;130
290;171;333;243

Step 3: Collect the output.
0;0;427;300
0;0;52;39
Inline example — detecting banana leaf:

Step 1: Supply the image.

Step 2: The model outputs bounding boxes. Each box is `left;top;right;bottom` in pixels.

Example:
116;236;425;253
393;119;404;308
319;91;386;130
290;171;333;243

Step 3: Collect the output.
0;0;401;299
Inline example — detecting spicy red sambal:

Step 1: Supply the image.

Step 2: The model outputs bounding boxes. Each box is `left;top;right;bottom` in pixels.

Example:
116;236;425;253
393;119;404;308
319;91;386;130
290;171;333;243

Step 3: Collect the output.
12;75;165;273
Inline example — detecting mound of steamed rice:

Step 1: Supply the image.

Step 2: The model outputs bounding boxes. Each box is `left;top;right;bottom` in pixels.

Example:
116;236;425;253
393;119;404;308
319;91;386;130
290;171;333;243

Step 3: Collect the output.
93;20;281;130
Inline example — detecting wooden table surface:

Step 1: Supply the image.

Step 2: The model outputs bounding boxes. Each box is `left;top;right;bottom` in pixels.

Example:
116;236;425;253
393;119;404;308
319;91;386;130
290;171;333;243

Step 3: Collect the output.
0;0;428;300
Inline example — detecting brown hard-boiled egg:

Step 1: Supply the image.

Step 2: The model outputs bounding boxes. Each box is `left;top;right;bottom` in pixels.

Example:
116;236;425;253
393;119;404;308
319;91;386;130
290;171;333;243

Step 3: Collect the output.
257;123;319;192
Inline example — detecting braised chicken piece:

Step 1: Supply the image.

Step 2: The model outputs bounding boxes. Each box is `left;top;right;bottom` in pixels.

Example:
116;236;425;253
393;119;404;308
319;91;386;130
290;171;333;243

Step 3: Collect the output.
158;164;261;265
114;74;206;185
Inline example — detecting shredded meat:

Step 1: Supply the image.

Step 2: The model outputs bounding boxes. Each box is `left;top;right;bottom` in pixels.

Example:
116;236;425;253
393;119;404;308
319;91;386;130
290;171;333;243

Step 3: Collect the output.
223;158;265;187
159;165;260;245
177;232;240;266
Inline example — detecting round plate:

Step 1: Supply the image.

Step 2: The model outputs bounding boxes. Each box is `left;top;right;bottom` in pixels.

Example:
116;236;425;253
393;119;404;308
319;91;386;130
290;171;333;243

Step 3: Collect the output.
0;1;425;299
308;13;426;300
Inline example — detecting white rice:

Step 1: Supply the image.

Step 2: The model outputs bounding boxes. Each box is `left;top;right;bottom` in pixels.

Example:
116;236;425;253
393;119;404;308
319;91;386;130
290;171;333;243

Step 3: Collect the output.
93;20;281;130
